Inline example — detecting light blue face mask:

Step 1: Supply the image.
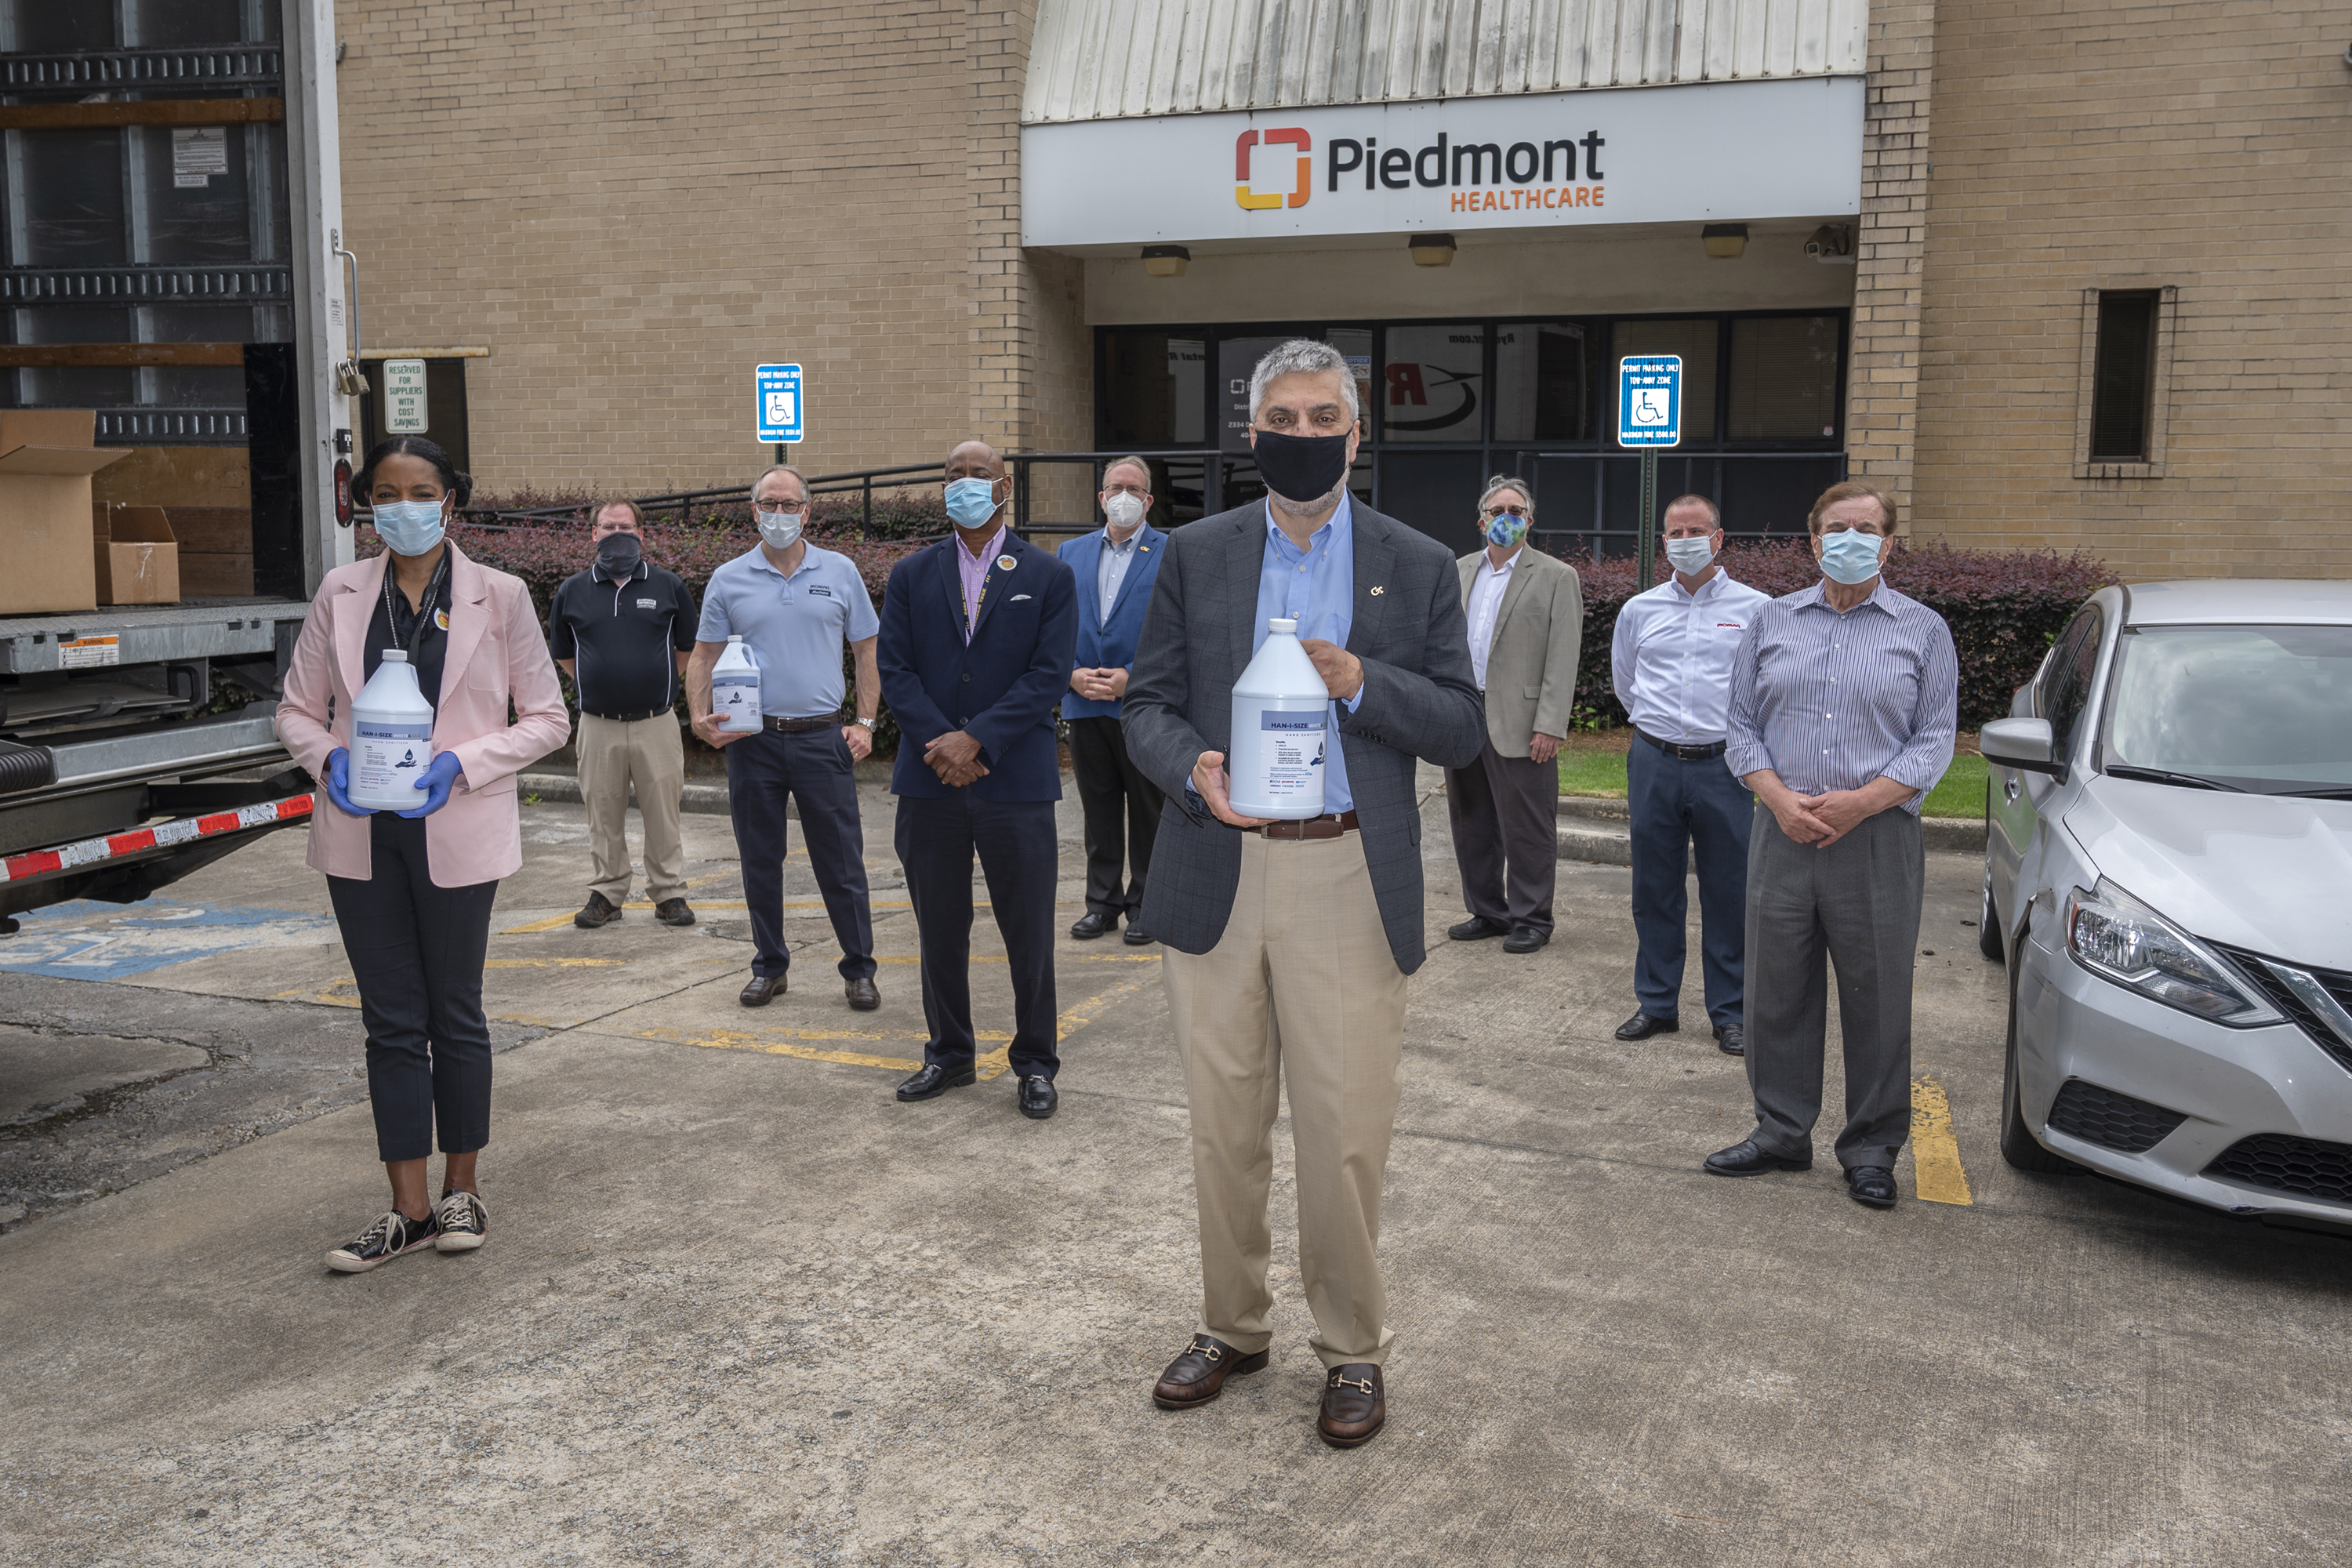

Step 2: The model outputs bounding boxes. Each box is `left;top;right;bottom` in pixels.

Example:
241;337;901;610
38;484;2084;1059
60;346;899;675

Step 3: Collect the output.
373;499;447;557
1818;527;1886;585
944;477;1000;530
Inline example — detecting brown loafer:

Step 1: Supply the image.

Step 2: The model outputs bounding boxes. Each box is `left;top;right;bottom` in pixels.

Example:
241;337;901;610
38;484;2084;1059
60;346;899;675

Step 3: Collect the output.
739;973;785;1007
1151;1334;1269;1410
1317;1363;1385;1448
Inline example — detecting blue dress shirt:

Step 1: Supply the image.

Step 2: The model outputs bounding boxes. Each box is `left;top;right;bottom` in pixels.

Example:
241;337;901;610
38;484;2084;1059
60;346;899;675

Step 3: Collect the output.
1253;495;1365;813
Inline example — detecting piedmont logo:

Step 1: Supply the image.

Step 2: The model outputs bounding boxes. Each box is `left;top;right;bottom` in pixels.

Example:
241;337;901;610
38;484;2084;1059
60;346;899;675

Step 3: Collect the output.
1232;127;1608;215
1236;129;1312;211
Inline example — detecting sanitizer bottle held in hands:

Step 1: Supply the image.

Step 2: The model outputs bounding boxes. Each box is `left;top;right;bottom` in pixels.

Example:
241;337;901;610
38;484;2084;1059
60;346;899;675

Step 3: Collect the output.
347;650;437;811
1227;617;1328;820
712;634;763;734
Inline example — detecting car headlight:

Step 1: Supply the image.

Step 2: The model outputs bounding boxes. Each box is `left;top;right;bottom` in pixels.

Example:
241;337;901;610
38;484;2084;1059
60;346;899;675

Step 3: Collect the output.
2065;879;2283;1026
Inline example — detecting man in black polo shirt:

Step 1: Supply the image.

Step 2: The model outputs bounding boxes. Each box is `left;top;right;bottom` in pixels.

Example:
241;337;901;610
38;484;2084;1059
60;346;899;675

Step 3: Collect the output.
549;499;699;928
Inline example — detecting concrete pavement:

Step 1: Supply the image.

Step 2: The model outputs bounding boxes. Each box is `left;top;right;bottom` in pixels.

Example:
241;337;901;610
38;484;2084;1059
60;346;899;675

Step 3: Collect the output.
2;779;2347;1566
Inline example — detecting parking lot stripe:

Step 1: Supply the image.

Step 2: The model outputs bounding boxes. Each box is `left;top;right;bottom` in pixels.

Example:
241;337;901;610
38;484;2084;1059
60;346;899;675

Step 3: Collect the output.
1909;1076;1975;1206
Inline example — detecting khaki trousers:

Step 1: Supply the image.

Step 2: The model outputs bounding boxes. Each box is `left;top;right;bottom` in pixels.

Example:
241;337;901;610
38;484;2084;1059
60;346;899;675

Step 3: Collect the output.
577;713;687;905
1160;830;1409;1368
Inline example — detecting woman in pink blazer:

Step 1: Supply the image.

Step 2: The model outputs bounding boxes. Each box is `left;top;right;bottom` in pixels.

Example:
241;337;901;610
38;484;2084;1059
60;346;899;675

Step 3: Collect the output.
275;436;570;1272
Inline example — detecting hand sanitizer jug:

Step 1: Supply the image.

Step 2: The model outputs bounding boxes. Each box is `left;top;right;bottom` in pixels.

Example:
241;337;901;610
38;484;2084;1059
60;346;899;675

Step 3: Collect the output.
712;634;763;734
1226;617;1328;820
348;649;437;811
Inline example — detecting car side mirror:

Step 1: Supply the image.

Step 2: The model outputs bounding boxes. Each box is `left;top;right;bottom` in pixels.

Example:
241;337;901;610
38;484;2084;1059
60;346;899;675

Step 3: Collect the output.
1981;716;2060;775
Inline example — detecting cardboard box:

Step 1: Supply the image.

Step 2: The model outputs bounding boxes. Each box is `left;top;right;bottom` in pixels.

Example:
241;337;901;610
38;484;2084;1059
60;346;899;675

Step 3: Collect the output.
92;503;181;605
162;506;256;596
0;411;132;616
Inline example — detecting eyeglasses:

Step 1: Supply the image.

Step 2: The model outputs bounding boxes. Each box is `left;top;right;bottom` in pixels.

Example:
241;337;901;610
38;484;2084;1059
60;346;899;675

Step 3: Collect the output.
1479;504;1530;521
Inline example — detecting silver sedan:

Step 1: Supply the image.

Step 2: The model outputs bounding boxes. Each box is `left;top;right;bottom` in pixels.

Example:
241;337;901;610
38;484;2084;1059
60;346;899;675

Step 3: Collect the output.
1979;579;2352;1231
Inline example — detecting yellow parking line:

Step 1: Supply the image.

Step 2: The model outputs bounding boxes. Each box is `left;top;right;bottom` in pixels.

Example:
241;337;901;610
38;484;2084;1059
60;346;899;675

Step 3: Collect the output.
1910;1076;1974;1206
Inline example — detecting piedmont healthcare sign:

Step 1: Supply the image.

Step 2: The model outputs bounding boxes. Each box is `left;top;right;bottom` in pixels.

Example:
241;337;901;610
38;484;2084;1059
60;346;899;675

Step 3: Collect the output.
1022;76;1860;248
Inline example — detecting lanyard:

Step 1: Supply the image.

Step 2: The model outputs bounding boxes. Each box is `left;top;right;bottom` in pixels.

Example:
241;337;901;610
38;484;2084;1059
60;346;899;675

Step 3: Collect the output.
383;553;448;652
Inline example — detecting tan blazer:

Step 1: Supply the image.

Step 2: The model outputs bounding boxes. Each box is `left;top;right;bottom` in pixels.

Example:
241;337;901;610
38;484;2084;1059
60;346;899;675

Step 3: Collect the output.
1456;545;1584;757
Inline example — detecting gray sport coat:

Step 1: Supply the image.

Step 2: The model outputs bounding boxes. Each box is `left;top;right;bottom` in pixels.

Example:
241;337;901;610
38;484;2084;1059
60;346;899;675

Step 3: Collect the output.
1123;499;1486;975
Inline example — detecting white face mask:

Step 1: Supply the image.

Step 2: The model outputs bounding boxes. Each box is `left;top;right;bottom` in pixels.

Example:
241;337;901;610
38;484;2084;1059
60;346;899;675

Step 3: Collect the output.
1664;535;1716;575
755;507;804;550
1103;492;1145;528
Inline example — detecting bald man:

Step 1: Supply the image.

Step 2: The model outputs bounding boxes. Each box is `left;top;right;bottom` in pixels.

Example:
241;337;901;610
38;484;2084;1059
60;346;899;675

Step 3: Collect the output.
877;441;1080;1120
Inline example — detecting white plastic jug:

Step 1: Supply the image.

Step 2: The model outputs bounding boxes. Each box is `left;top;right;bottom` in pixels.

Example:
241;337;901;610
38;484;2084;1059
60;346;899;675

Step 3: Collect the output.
712;634;763;734
1227;617;1329;820
348;649;437;811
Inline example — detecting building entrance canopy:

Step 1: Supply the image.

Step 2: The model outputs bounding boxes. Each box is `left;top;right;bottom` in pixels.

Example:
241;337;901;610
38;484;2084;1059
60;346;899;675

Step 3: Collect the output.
1022;77;1861;249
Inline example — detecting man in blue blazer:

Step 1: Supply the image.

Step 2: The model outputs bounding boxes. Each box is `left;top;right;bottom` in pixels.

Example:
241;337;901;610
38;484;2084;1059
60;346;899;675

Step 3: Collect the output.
1056;456;1169;947
878;440;1080;1120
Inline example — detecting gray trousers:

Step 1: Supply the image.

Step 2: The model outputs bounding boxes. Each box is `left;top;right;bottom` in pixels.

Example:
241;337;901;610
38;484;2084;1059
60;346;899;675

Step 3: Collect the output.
1744;802;1923;1171
1446;737;1558;935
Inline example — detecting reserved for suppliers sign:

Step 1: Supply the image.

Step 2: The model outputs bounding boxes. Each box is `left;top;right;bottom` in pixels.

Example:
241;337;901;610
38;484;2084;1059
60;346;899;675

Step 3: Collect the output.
1022;76;1860;247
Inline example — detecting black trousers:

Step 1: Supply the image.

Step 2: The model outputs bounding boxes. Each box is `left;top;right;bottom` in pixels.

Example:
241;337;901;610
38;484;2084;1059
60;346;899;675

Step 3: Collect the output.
326;811;499;1163
894;792;1059;1079
1628;735;1753;1028
1446;736;1559;935
725;725;876;982
1067;715;1164;919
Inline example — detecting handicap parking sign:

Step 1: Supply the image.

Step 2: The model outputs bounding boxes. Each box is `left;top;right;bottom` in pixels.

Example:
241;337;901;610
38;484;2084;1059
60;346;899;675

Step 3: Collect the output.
756;363;804;444
1617;356;1682;448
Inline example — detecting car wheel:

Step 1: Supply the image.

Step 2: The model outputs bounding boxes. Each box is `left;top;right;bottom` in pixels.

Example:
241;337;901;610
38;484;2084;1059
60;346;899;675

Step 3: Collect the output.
2000;931;2073;1173
1978;864;2005;963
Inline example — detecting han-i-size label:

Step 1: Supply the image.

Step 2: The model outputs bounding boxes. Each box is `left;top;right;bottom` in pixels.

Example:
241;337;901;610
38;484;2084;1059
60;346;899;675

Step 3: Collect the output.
354;719;435;797
1258;709;1327;799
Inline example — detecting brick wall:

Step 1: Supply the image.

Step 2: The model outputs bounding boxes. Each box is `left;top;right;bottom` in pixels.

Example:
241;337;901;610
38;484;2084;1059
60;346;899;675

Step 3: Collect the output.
1843;0;1936;529
1911;0;2352;577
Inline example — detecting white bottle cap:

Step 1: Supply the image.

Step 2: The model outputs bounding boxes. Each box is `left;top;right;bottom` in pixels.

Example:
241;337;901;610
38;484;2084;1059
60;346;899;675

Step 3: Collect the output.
382;649;409;662
1267;618;1298;634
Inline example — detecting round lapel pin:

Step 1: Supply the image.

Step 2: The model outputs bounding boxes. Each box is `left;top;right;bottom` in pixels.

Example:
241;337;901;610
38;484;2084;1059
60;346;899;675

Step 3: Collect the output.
996;554;1017;571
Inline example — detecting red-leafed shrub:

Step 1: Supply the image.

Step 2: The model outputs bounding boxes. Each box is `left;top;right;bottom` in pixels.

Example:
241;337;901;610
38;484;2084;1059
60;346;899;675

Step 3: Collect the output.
1541;539;2118;730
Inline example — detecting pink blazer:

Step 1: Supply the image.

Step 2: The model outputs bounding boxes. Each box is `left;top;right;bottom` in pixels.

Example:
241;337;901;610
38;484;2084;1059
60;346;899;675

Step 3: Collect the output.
276;543;572;887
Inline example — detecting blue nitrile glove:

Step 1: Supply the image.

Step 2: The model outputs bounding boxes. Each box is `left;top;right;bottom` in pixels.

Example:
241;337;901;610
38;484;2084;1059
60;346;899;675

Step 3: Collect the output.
398;751;465;818
322;748;374;817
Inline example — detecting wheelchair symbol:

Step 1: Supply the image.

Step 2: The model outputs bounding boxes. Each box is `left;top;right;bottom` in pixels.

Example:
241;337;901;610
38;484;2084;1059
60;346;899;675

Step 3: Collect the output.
1630;387;1671;426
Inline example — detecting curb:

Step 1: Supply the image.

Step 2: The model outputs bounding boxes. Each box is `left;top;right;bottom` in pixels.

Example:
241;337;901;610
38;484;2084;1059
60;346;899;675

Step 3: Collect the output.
1554;793;1984;865
520;773;746;818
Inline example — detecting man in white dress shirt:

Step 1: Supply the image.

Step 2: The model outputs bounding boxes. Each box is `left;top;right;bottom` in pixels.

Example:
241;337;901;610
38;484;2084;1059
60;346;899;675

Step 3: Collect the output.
1607;495;1772;1053
1446;476;1583;954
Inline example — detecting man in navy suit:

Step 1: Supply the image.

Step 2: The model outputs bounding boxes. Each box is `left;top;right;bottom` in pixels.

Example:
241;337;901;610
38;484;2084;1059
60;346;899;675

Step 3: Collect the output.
1056;456;1168;947
878;440;1080;1120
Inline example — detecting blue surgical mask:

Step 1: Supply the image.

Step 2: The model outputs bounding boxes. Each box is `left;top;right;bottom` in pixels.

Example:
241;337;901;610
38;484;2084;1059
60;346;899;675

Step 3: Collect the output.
1818;527;1886;585
1483;513;1530;549
372;499;446;557
944;477;1000;530
755;508;804;551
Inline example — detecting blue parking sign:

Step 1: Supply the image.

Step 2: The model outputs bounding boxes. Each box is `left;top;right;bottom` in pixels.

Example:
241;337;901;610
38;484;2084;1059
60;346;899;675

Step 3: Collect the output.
756;363;804;444
1617;356;1682;448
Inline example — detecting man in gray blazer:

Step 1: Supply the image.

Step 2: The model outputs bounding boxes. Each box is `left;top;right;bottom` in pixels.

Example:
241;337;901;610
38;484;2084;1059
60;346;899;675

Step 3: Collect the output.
1447;475;1583;953
1124;339;1484;1450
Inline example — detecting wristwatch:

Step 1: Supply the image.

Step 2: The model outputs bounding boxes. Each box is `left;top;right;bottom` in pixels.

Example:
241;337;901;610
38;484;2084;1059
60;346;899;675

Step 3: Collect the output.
854;717;876;730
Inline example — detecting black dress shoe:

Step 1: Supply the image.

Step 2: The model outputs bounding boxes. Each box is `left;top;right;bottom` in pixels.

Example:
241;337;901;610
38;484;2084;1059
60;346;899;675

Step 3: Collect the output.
895;1062;975;1102
845;976;880;1011
1448;916;1510;942
1122;922;1155;946
575;891;622;929
1614;1011;1679;1040
739;973;785;1007
1152;1334;1269;1410
1502;926;1549;954
1018;1075;1058;1120
1070;911;1117;940
1713;1022;1745;1056
654;898;696;927
1704;1138;1813;1177
1317;1364;1386;1449
1847;1165;1898;1208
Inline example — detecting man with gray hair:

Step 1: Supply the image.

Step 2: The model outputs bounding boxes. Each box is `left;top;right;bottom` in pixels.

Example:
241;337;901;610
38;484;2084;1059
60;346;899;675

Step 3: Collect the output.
1445;474;1582;954
1125;338;1483;1448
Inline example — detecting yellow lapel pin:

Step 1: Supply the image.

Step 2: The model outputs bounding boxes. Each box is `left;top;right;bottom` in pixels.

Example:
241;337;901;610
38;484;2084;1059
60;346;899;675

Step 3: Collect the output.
1369;586;1385;596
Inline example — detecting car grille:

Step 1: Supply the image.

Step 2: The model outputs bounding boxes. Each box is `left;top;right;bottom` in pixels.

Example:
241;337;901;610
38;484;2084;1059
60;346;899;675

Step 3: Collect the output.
2204;1133;2352;1207
2209;942;2352;1075
2045;1079;2189;1153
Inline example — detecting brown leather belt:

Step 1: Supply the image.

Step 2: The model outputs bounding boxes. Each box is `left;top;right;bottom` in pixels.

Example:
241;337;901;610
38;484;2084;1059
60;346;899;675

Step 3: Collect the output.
1247;810;1359;840
764;714;837;733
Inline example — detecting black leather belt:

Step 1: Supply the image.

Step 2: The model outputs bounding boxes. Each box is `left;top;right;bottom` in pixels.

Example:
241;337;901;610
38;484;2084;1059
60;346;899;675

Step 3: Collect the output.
1247;810;1360;840
1636;728;1727;761
764;715;838;733
583;706;670;724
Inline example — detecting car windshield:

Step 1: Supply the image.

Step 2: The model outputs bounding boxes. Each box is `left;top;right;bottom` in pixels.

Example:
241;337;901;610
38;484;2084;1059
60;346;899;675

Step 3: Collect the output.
2103;623;2352;793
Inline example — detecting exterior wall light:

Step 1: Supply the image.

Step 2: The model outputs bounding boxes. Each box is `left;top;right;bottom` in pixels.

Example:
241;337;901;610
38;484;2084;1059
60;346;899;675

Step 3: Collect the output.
1805;223;1857;264
1409;233;1456;267
1142;245;1190;278
1701;223;1749;260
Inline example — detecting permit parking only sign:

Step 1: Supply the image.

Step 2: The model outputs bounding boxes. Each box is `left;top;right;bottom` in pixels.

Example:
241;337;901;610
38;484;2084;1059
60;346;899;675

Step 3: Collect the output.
1617;355;1682;447
756;364;804;444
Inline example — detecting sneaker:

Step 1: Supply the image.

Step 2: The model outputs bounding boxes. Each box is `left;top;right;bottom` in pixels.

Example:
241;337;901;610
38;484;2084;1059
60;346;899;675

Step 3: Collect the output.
654;898;696;927
326;1207;440;1273
435;1190;488;1251
575;891;622;928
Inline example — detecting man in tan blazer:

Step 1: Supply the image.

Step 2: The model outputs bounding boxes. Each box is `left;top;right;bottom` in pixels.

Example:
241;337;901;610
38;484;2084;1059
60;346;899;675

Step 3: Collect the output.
1446;475;1583;953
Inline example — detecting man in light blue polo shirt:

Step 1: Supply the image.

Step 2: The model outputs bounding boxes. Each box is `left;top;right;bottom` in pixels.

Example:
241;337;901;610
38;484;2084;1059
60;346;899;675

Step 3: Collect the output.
686;463;883;1012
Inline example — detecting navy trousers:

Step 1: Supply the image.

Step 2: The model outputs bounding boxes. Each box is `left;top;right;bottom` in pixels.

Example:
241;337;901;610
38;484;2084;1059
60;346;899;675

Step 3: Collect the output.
1627;735;1753;1029
725;725;876;982
894;791;1059;1080
327;811;498;1163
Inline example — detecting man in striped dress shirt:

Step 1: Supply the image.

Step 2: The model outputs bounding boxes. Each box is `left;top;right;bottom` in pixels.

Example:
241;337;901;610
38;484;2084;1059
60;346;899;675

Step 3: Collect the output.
1705;481;1958;1210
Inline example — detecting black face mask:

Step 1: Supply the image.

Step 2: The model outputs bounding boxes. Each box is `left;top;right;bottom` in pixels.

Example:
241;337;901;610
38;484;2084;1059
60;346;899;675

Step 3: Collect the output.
596;533;642;579
1251;427;1351;505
